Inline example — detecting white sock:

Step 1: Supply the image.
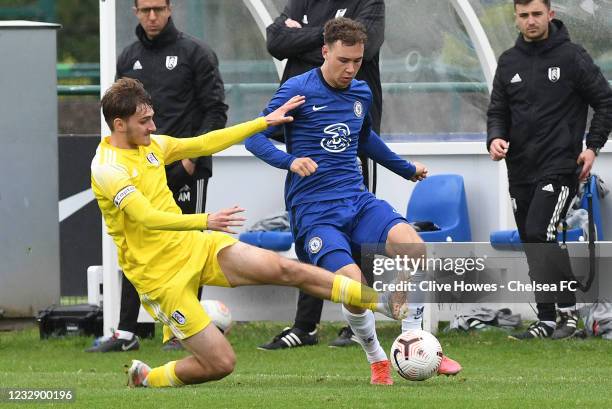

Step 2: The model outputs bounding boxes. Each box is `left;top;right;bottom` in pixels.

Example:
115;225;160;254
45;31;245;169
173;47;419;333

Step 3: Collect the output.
342;305;387;363
402;269;426;331
541;320;556;329
558;306;576;313
115;330;135;340
402;303;425;332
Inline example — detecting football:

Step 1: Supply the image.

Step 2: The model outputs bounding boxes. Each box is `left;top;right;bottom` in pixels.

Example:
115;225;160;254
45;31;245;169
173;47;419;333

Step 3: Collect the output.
390;329;443;381
201;299;233;334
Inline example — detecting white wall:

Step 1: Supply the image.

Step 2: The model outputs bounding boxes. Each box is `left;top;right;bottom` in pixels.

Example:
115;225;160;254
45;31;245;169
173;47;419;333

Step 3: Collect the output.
203;145;612;324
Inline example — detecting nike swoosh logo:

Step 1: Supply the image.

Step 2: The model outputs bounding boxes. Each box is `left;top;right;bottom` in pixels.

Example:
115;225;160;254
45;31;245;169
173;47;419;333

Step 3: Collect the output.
312;105;327;111
121;339;138;351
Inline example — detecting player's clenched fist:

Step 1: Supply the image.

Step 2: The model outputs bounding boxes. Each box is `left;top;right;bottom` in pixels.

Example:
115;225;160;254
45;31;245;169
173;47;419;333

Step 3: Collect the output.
410;162;428;182
290;157;318;177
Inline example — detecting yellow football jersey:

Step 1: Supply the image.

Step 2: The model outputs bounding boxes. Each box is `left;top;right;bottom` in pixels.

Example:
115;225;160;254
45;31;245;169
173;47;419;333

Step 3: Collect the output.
90;118;267;293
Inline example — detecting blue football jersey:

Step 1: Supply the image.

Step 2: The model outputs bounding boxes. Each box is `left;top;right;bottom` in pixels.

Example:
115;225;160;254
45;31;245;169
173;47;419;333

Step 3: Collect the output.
247;68;374;208
247;68;416;209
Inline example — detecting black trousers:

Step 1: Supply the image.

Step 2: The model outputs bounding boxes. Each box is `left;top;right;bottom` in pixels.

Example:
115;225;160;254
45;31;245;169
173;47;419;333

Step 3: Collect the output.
510;174;579;322
117;165;208;333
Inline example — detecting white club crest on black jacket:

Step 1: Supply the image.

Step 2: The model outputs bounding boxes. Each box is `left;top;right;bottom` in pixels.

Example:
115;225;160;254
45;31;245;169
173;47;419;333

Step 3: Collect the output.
487;19;612;184
117;18;228;178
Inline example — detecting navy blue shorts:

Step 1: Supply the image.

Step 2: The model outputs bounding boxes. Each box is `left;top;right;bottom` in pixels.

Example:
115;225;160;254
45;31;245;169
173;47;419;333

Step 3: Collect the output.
291;192;407;270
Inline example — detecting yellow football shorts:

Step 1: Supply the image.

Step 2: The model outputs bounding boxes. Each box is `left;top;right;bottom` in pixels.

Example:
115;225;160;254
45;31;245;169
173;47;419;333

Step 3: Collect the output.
140;231;237;343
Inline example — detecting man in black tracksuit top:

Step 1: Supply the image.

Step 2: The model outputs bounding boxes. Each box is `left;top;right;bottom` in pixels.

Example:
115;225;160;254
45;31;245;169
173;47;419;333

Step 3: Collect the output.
117;17;227;210
259;0;387;350
87;0;228;352
487;0;612;340
267;0;384;134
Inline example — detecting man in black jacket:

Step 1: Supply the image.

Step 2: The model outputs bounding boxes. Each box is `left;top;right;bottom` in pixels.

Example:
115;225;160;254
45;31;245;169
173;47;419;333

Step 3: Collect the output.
487;0;612;340
87;0;228;352
259;0;397;350
267;0;384;134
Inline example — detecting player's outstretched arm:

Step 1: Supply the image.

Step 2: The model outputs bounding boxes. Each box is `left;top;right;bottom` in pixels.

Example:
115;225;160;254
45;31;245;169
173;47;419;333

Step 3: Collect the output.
359;130;420;181
123;191;247;234
163;96;305;164
122;189;209;231
93;163;209;231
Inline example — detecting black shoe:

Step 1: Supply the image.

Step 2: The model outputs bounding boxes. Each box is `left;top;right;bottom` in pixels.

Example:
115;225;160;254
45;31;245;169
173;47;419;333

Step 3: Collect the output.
258;327;318;350
162;338;184;351
508;321;554;340
85;334;139;352
552;310;579;339
328;326;358;347
574;329;588;339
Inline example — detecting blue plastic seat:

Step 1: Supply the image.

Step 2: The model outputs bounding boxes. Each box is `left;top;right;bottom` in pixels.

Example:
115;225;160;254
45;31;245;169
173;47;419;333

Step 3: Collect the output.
489;229;523;250
406;174;472;242
567;175;604;241
239;231;294;251
490;175;604;250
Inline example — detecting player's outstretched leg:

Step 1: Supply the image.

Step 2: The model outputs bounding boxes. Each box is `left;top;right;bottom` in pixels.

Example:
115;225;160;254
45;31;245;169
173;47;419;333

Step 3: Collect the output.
217;242;407;318
219;243;402;385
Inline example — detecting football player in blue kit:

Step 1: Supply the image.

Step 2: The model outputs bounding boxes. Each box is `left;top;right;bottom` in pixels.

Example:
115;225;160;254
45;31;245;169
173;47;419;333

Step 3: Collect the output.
246;17;461;384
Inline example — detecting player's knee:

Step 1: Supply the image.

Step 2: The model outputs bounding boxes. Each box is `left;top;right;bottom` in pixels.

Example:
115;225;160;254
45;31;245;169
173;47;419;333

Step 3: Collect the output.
215;353;236;378
207;352;236;381
387;238;426;261
387;223;426;259
408;226;425;245
412;241;426;259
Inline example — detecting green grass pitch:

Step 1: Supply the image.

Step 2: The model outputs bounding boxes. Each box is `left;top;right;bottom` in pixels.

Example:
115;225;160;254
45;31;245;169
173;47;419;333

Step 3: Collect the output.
0;322;611;409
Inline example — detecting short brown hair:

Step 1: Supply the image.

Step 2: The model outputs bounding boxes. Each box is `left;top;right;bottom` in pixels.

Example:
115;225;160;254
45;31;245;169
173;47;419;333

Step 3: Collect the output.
134;0;170;7
101;78;152;131
514;0;551;9
323;17;367;47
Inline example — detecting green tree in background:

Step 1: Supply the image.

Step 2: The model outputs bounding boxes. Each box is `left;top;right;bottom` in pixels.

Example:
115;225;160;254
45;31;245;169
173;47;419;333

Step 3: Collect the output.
56;0;99;63
0;0;99;63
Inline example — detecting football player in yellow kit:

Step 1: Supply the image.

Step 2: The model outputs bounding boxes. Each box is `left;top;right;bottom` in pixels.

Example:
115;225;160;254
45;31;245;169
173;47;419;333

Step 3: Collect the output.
92;78;406;388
